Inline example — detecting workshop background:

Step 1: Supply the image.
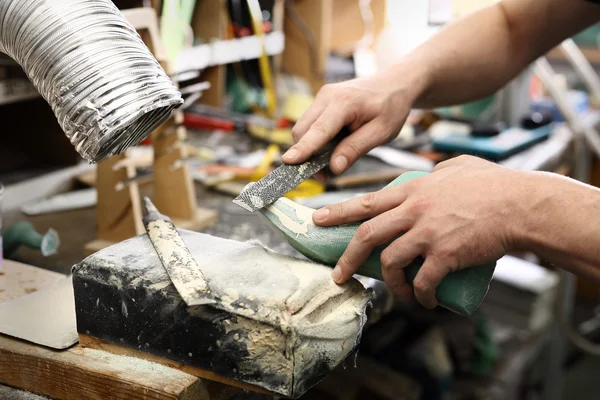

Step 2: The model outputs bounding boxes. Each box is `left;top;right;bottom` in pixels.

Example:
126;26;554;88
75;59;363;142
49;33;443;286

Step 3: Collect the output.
2;0;600;399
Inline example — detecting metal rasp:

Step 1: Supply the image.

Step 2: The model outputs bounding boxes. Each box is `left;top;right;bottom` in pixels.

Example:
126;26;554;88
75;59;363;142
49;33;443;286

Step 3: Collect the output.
233;127;351;212
142;197;215;306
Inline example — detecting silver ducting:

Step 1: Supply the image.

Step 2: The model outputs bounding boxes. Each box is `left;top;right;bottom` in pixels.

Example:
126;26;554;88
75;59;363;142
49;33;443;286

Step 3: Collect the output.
0;0;183;163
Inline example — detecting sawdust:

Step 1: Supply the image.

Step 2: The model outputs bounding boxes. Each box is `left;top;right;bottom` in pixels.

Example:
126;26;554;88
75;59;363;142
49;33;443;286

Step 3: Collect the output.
83;348;190;381
219;313;292;381
76;231;372;397
148;281;171;291
222;287;239;303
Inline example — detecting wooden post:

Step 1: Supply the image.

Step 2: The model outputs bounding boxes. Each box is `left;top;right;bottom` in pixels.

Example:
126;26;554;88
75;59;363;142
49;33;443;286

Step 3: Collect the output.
84;154;145;254
191;0;227;107
83;7;217;256
151;111;217;230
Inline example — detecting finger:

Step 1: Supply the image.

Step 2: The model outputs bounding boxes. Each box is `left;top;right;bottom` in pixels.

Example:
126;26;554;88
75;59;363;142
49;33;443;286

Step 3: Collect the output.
412;256;452;309
289;100;327;143
329;118;393;175
313;171;327;183
333;206;414;284
380;230;427;300
282;105;356;165
313;185;409;226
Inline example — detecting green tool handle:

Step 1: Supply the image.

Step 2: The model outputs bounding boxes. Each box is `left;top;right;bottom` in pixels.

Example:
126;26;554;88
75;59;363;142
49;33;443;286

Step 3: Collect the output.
2;221;60;258
259;171;496;316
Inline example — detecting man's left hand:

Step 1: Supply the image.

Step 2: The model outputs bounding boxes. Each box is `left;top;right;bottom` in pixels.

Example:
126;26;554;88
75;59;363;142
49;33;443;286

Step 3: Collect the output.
312;155;525;309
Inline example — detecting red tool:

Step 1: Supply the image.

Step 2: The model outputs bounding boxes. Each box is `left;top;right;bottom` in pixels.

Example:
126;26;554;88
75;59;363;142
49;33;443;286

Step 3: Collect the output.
183;113;237;132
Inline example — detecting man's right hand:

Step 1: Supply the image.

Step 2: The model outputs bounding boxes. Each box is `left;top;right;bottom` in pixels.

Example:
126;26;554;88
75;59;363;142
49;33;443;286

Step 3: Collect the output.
281;72;416;175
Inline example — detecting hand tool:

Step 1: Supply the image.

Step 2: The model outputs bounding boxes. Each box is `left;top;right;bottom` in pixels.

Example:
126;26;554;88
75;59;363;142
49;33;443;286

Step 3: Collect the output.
232;127;351;212
142;197;215;307
183;113;238;131
187;103;277;128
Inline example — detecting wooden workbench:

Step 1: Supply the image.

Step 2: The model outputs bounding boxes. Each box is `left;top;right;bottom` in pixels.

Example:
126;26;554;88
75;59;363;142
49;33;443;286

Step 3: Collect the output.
0;260;241;400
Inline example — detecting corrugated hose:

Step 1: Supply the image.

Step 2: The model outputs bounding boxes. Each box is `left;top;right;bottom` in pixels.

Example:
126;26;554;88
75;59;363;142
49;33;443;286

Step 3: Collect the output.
0;0;183;163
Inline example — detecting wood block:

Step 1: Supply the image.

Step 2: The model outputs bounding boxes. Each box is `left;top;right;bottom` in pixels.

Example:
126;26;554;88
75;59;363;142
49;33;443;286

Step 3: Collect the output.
83;239;120;257
79;334;263;396
283;0;332;93
73;231;371;398
0;334;215;400
95;154;144;243
152;123;199;221
329;0;387;56
192;0;227;107
171;207;218;231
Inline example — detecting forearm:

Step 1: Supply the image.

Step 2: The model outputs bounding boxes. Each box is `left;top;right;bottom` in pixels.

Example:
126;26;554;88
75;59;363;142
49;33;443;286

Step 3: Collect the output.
383;0;600;109
408;3;525;108
514;172;600;282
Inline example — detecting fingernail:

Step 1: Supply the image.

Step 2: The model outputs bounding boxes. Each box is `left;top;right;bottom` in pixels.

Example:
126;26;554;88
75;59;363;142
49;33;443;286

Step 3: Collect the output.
331;265;342;282
333;155;347;172
313;208;330;221
283;148;298;162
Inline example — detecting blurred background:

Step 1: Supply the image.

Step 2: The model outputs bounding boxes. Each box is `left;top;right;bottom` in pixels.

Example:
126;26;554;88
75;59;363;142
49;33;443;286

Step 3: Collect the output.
3;1;600;399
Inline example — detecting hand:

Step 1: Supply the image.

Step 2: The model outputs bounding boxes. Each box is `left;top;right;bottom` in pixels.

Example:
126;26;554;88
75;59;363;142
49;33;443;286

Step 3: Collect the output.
282;72;415;175
311;155;524;309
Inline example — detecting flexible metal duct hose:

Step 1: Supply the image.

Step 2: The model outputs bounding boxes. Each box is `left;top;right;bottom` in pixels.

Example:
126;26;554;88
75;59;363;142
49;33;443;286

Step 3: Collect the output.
0;0;183;163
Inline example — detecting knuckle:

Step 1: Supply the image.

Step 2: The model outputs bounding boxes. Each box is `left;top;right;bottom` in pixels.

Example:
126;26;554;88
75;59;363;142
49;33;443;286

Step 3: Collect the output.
292;140;311;154
356;222;375;243
380;250;393;270
455;154;477;164
434;155;473;170
334;201;348;218
401;179;419;192
413;278;430;296
291;125;303;141
433;159;450;171
342;140;363;161
438;243;458;259
359;193;377;212
320;83;336;96
407;199;429;215
419;225;435;238
334;88;353;102
337;256;356;276
310;120;330;137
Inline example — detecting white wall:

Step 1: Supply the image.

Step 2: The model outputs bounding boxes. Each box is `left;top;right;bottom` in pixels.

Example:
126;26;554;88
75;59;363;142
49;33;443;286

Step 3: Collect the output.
377;0;496;69
375;1;439;70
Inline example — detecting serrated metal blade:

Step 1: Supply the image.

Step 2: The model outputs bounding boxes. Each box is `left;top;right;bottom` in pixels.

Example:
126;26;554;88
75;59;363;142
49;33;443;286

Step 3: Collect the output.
232;149;332;212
